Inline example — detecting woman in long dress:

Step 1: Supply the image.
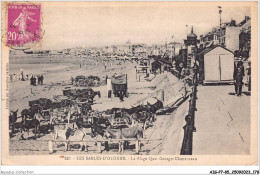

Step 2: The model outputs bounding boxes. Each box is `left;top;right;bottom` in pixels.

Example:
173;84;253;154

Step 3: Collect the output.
13;7;37;44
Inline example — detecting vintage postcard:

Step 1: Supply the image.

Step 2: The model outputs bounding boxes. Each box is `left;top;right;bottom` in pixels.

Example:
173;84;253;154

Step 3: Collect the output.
1;1;258;166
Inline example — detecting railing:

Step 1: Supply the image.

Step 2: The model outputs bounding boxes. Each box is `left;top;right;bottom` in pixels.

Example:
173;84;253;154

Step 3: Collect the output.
9;138;162;154
180;66;198;155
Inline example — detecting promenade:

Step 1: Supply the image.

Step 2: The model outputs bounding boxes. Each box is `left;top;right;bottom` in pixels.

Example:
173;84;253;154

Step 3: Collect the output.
193;85;250;155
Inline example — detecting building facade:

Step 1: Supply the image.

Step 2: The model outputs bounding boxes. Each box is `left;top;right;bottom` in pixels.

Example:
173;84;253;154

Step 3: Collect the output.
199;16;251;58
184;26;199;69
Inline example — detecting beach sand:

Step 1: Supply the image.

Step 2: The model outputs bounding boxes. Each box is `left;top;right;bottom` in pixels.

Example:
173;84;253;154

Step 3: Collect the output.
8;55;187;155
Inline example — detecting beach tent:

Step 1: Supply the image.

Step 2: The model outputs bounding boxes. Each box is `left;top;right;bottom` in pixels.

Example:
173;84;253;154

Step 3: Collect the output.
197;45;234;84
111;74;128;97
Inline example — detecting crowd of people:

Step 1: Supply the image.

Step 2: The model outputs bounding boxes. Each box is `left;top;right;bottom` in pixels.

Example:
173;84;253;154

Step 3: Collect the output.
9;71;29;82
9;72;44;86
30;75;44;86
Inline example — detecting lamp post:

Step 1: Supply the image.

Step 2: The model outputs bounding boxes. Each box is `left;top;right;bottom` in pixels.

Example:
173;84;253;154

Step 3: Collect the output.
172;34;175;58
165;37;168;52
218;6;222;45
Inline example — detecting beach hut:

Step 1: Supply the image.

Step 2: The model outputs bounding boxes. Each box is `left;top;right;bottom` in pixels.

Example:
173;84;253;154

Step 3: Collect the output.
197;45;234;84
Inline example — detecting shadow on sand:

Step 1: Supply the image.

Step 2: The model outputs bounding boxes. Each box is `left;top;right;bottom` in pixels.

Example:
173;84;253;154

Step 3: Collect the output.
228;91;251;96
202;82;234;86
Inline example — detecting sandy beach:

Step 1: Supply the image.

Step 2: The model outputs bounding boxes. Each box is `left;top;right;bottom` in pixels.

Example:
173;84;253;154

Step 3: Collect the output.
8;55;187;155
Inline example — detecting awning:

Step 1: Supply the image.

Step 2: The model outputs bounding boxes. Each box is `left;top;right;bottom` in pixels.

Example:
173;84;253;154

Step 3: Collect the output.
111;74;127;84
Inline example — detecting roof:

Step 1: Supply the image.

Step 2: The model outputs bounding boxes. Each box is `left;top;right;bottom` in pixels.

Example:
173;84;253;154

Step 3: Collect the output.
187;26;197;38
111;74;127;85
198;45;234;56
239;18;251;27
152;59;172;67
187;33;197;38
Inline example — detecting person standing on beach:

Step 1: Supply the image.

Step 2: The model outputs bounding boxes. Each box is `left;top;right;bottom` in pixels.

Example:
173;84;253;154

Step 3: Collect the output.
38;75;41;85
105;75;108;84
30;75;33;85
119;90;124;102
21;70;25;81
34;76;37;86
31;76;36;86
70;76;74;85
34;76;36;85
41;75;44;85
39;75;42;85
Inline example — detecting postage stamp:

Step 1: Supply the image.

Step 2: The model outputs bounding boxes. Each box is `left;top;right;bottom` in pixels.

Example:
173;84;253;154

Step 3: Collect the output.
7;4;41;47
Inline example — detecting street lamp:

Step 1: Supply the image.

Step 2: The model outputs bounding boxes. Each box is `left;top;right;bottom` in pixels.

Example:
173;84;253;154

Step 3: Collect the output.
171;34;175;57
218;6;222;45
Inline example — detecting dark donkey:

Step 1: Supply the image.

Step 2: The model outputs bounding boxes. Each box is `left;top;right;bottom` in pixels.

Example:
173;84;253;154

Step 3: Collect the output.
9;110;18;138
90;123;110;152
88;91;101;104
130;111;154;130
94;91;101;98
20;114;40;140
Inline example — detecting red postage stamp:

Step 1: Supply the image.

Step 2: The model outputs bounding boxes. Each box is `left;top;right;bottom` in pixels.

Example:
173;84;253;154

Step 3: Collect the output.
7;4;41;47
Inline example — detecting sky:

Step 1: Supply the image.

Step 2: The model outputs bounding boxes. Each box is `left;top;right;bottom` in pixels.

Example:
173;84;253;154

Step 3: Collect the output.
39;2;251;50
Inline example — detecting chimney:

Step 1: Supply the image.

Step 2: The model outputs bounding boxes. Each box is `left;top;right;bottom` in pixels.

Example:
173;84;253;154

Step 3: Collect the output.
245;16;250;22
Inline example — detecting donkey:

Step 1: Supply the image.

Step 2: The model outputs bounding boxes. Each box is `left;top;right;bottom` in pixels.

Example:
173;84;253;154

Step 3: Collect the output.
20;114;40;140
9;109;18;138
